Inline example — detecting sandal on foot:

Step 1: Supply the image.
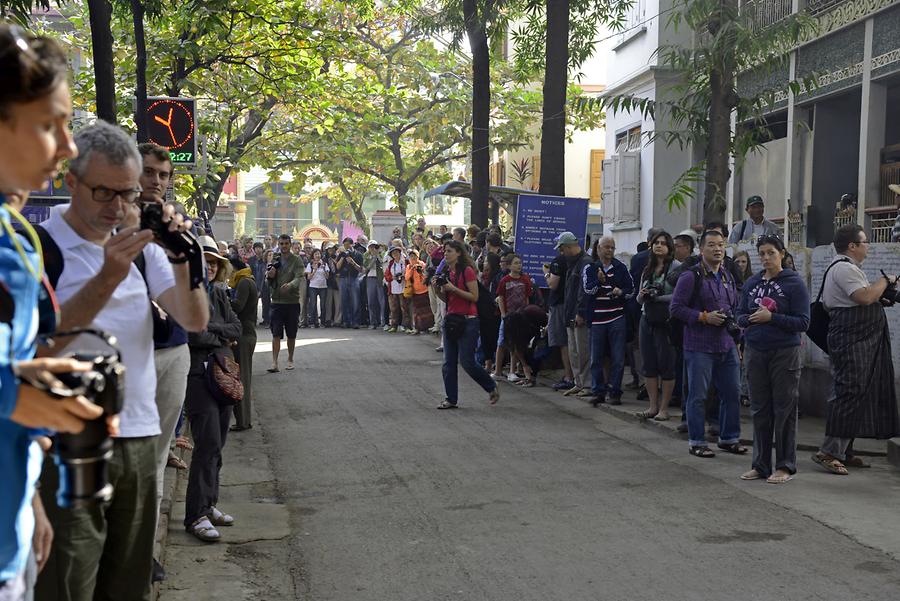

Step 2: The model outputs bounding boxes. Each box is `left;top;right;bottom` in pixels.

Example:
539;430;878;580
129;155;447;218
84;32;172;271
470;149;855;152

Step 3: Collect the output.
436;400;458;410
210;507;234;527
267;366;280;373
286;362;295;371
766;471;793;484
843;456;871;468
635;410;658;419
175;437;193;451
717;442;749;455
740;469;762;481
812;452;848;475
167;453;188;470
653;414;670;422
188;517;220;543
489;388;501;404
689;446;715;458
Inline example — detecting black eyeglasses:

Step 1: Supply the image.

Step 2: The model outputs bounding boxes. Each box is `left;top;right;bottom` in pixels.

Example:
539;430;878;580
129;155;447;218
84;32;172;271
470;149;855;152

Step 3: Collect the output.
75;176;142;204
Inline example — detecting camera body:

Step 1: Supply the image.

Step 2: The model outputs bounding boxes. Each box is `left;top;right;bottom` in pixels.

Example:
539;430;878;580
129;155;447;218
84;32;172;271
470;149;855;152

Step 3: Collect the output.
52;350;126;509
433;271;449;287
643;282;664;300
140;202;198;259
720;311;742;340
394;272;404;283
880;271;900;306
267;253;281;273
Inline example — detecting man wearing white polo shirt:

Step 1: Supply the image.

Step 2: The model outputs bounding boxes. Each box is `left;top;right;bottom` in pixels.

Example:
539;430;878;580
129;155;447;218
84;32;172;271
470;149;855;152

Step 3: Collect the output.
35;122;208;601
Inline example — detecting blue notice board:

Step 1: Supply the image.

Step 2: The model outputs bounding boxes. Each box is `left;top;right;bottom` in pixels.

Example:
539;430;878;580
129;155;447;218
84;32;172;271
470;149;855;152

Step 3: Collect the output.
514;194;589;285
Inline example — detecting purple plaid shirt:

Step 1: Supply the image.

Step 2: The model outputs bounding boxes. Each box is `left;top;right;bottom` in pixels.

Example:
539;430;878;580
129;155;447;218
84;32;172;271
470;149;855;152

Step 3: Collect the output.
670;262;739;353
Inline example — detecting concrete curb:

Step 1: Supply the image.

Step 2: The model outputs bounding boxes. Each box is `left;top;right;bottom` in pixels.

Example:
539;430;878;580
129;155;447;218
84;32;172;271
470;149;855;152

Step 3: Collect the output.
152;443;190;601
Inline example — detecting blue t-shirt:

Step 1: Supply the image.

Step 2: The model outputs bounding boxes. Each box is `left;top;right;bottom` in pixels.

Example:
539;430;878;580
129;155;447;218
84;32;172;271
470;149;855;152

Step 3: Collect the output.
0;199;43;580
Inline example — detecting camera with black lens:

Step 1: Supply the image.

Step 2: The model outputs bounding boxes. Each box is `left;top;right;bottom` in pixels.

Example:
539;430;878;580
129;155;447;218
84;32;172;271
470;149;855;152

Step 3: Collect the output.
720;311;742;341
880;271;900;306
267;253;281;273
643;282;664;300
394;272;404;283
140;202;200;261
433;271;449;287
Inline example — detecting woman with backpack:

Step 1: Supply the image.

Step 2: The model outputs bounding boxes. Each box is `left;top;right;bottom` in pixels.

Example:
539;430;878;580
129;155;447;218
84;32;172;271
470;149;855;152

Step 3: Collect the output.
635;231;679;420
434;240;500;409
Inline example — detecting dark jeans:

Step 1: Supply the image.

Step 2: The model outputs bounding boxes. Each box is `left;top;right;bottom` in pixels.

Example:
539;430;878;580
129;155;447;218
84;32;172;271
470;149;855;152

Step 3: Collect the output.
340;277;360;327
308;287;326;325
358;277;369;325
684;347;741;448
442;316;496;404
366;278;384;327
590;318;627;397
260;280;271;324
183;375;231;527
746;346;800;476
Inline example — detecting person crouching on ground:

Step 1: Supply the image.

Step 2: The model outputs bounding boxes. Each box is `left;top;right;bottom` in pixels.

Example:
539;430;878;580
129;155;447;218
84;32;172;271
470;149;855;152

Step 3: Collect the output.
736;235;809;484
183;239;242;542
434;240;500;409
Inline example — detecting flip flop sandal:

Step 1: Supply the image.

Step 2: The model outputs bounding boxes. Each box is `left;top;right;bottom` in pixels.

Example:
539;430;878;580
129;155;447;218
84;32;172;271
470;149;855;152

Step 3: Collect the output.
267;367;280;373
689;446;716;458
286;364;295;371
436;400;459;410
653;414;671;422
843;456;871;468
740;469;762;480
167;454;188;470
717;443;749;455
811;453;849;475
489;388;501;404
175;437;194;451
188;518;220;543
635;410;658;419
766;473;793;484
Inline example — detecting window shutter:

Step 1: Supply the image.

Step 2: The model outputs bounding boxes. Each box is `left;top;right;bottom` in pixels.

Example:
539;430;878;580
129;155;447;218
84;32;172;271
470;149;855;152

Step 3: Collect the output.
602;157;617;224
617;152;640;222
590;149;605;203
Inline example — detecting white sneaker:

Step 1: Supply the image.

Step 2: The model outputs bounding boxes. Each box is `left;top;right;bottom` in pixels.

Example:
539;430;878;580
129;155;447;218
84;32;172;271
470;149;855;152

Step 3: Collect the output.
398;326;407;332
383;325;390;331
507;373;521;383
491;373;504;380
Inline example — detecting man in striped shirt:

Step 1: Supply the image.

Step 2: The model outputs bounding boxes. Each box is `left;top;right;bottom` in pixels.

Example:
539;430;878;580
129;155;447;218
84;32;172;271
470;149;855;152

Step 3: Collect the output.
583;236;634;406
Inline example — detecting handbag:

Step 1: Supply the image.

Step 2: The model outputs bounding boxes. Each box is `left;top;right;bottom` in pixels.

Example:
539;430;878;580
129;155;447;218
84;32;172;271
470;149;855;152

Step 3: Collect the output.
443;313;467;341
644;300;670;327
206;351;244;406
807;258;850;354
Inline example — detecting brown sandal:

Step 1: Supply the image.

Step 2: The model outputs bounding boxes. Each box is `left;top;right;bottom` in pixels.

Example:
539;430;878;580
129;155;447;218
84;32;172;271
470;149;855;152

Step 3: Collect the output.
812;452;849;475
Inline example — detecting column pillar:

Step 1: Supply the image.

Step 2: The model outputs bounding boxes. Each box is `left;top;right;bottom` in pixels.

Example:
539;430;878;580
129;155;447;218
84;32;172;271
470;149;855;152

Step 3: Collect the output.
858;18;887;225
726;111;738;230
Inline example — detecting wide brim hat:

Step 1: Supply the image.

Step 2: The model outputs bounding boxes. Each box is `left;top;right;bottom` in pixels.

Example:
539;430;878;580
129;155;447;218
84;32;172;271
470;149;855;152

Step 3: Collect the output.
200;236;227;261
388;246;402;255
368;239;380;247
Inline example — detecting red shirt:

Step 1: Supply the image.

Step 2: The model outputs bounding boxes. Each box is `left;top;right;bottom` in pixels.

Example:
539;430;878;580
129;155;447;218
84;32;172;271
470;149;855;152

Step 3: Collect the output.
447;266;478;316
497;274;532;315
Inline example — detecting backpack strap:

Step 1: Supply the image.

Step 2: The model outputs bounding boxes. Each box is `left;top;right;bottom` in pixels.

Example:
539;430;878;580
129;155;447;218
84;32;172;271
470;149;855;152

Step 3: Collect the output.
31;225;64;289
686;265;703;309
739;219;748;242
816;258;851;303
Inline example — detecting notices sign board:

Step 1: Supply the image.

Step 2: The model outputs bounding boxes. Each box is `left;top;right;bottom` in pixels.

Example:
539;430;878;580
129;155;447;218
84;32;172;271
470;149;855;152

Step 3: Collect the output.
514;194;589;284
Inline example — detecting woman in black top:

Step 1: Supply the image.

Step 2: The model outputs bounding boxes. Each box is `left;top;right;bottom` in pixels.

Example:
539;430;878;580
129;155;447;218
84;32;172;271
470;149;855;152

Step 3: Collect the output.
228;256;258;431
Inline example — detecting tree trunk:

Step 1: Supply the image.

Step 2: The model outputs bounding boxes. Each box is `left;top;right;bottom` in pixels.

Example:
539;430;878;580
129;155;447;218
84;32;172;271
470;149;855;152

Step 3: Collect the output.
87;0;117;124
703;67;734;223
131;0;149;142
196;98;277;218
339;179;369;231
539;0;569;197
464;0;490;228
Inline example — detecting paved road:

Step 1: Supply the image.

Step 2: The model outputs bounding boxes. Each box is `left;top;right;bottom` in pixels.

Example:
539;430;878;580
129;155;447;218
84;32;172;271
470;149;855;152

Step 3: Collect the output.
245;327;900;601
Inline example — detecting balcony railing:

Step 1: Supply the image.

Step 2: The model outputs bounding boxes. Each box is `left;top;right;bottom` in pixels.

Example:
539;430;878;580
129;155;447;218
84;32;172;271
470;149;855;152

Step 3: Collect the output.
741;0;794;31
866;206;897;243
805;0;846;16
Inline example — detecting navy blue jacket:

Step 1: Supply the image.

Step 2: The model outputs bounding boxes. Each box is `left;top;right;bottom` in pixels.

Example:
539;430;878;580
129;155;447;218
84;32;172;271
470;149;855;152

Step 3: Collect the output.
582;258;634;321
736;268;810;351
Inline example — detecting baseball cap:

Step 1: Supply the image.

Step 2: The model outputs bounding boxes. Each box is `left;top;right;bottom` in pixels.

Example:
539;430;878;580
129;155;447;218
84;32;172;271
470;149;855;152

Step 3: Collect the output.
368;239;380;247
745;195;764;208
554;232;579;249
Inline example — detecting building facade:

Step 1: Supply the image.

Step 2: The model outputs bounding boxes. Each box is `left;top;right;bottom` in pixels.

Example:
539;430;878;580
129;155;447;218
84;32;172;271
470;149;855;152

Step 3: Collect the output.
731;0;900;248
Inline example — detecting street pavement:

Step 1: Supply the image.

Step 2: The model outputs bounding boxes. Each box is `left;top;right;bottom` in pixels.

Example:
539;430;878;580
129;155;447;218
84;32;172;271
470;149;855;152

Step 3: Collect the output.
160;326;900;601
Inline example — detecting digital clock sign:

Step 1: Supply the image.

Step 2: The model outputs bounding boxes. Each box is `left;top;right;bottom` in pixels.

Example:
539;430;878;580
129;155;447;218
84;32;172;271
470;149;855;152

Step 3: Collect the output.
146;97;196;166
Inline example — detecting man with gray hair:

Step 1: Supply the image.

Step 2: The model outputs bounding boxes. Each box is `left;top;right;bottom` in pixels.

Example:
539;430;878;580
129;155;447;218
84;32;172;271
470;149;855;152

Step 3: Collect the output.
35;121;209;601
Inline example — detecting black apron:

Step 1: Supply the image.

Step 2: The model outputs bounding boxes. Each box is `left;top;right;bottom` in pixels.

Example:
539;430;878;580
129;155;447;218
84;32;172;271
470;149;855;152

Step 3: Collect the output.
825;303;900;439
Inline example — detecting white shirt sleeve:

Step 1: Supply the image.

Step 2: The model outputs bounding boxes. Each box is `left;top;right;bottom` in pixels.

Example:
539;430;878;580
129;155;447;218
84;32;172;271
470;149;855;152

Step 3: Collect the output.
143;243;177;299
